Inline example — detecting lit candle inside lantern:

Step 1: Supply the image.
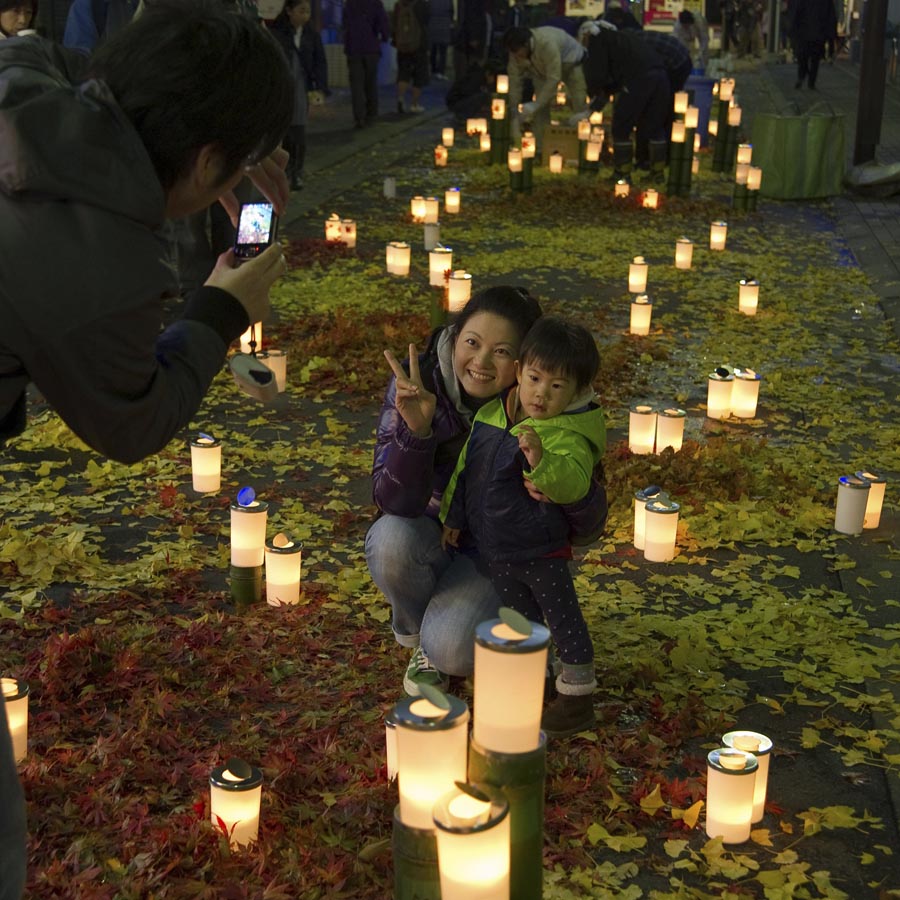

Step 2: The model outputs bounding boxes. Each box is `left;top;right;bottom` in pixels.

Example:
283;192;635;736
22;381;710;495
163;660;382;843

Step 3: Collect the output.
385;710;398;782
324;213;341;241
709;220;728;251
434;784;511;900
675;237;694;269
230;489;268;567
671;121;686;143
508;148;523;172
737;143;753;165
642;189;659;209
394;694;470;829
628;256;648;293
684;106;699;129
265;532;303;607
732;367;762;418
834;474;871;534
644;496;680;562
577;119;592;141
630;295;652;335
442;127;455;147
555;85;566;105
633;484;661;550
259;350;287;392
424;222;441;251
410;195;427;222
480;132;491;152
629;404;657;453
713;81;720;98
340;219;356;248
706;748;758;843
521;131;536;158
424;197;440;224
383;176;396;198
240;322;262;354
2;678;28;763
549;151;563;173
747;166;763;191
656;407;686;452
190;433;222;493
707;366;734;419
856;470;887;529
674;91;689;114
473;615;550;753
210;759;263;848
496;74;509;94
719;77;735;102
723;731;773;823
448;270;473;313
386;241;411;276
728;106;742;127
491;97;506;119
429;245;453;287
585;139;602;163
614;179;630;197
445;187;461;214
735;162;750;185
589;110;603;125
738;278;759;315
708;118;719;138
434;145;449;167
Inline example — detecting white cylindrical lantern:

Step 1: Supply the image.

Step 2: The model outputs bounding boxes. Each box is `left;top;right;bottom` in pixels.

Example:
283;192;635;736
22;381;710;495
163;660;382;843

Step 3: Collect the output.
628;256;648;294
707;367;734;419
324;213;341;241
2;678;28;764
230;493;268;567
856;470;887;529
738;278;759;315
630;295;652;336
394;694;470;829
577;118;592;141
633;484;661;550
673;91;689;114
735;162;750;185
496;74;509;93
549;151;563;173
448;270;472;313
719;77;735;102
747;166;763;191
706;748;758;843
585;139;602;162
521;131;536;158
728;105;742;127
429;246;453;287
424;197;440;224
434;145;449;167
675;237;694;270
442;127;455;147
732;367;761;418
434;784;511;900
642;189;659;209
473;616;550;754
684;106;699;130
445;187;461;214
644;496;680;562
737;143;753;165
614;179;630;197
507;147;523;172
834;475;871;535
410;195;427;223
265;533;303;607
340;219;356;248
210;759;263;848
723;731;773;823
386;241;411;276
190;433;222;493
240;322;262;355
424;222;441;252
656;407;686;452
629;403;657;453
258;350;287;392
709;220;728;251
384;176;397;199
480;132;491;152
491;97;506;120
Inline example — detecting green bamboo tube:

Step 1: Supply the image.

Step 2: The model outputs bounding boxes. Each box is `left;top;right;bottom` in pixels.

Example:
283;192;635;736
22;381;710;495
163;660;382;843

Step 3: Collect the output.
732;182;749;210
667;141;688;196
722;125;739;173
430;291;447;329
509;170;524;192
489;117;507;166
748;188;759;211
392;806;441;900
523;156;534;192
230;564;262;606
712;99;730;172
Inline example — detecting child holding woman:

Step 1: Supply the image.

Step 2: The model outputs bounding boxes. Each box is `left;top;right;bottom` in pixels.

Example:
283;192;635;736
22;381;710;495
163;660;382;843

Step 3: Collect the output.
441;317;606;737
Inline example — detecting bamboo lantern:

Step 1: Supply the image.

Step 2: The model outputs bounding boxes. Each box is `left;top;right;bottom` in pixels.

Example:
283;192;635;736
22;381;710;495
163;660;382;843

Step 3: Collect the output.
258;349;287;392
747;167;763;191
671;120;686;143
190;433;222;493
521;131;536;158
445;187;461;214
340;219;356;248
434;784;511;900
424;222;441;251
393;694;470;829
738;278;759;315
429;245;453;287
614;179;630;197
577;119;592;141
480;132;491;152
473;614;550;754
466;117;483;135
424;197;440;224
732;367;762;418
719;77;735;101
675;237;694;269
385;710;398;782
707;366;734;419
491;97;506;120
549;151;563;173
684;106;699;130
643;496;680;562
628;404;657;453
737;143;753;165
2;678;28;763
709;220;728;251
708;118;719;138
210;759;263;848
410;195;427;222
442;127;455;147
265;532;303;607
728;105;742;127
633;484;661;550
383;176;396;198
642;189;659;209
656;407;686;452
589;110;603;125
723;731;773;823
434;145;449;167
834;474;870;534
694;132;701;153
508;147;523;172
230;489;268;567
735;162;750;184
496;74;509;93
324;212;341;241
856;470;887;529
630;295;652;336
706;748;758;843
240;322;262;354
386;241;411;276
673;90;689;114
585;139;602;162
628;256;648;294
448;271;473;313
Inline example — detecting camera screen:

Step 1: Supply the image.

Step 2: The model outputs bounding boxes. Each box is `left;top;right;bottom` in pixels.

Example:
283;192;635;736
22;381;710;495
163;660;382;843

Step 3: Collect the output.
236;203;275;246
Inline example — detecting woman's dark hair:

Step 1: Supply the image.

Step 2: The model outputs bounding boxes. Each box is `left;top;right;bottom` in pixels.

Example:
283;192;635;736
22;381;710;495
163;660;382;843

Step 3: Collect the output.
518;316;600;390
0;0;36;30
88;0;294;190
453;286;543;346
503;26;532;53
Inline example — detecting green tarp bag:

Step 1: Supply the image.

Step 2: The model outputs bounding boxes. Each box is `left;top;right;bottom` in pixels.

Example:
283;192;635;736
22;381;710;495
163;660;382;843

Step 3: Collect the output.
750;102;846;199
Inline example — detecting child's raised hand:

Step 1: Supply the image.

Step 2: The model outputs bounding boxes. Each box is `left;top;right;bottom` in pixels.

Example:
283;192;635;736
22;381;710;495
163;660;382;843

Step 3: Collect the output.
384;343;437;438
441;525;460;550
517;424;543;469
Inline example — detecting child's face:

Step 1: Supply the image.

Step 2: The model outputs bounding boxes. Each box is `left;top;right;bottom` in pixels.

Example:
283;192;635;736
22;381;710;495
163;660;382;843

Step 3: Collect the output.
515;360;579;420
289;1;311;27
0;3;33;34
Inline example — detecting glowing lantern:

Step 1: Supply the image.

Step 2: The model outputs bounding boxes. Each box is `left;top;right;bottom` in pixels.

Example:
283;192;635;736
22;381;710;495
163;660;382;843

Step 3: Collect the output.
643;496;680;562
230;489;268;568
324;213;341;241
723;731;773;823
480;132;491;152
675;237;694;269
728;106;742;127
491;97;506;120
210;759;263;848
442;127;455;147
555;84;566;105
445;187;461;214
258;349;286;392
737;143;753;165
706;749;757;843
732;367;762;418
735;162;750;184
630;295;652;336
642;189;659;209
694;132;701;153
240;322;262;354
496;74;509;94
577;119;592;141
684;106;699;129
2;678;28;763
692;156;700;174
709;220;728;251
671;121;686;143
674;91;689;114
834;474;870;534
628;404;657;453
549;151;563;173
706;366;734;419
633;484;661;550
747;166;763;190
386;241;411;276
190;433;222;493
585;139;602;162
447;270;473;313
429;245;453;287
589;110;603;125
628;256;648;294
738;278;759;316
434;145;449;167
708;119;719;138
856;470;887;529
340;219;357;248
424;197;440;224
719;77;735;101
410;196;427;222
656;407;686;452
521;132;536;158
614;179;630;197
507;148;523;172
265;532;303;607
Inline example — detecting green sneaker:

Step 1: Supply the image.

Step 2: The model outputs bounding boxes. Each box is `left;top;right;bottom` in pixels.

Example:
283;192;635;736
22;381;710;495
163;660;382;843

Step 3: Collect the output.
403;647;449;697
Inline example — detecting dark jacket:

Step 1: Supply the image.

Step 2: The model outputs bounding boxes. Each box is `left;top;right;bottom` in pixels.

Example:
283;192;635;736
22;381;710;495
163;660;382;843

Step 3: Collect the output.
790;0;836;43
272;18;329;93
582;24;663;97
343;0;391;56
0;39;249;462
428;0;454;45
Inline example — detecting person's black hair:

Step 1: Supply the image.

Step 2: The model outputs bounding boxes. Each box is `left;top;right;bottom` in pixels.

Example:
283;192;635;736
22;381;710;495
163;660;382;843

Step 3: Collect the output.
518;317;600;390
453;286;543;346
0;0;36;32
503;26;532;53
284;0;310;10
678;9;695;24
88;0;293;191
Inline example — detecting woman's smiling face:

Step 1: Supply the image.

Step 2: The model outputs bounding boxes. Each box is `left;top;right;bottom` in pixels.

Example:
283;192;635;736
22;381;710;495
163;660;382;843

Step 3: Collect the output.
452;312;522;399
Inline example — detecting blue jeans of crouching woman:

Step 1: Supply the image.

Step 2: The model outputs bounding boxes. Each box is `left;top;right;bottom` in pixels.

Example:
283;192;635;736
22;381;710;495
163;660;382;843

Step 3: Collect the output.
365;514;500;677
0;698;26;900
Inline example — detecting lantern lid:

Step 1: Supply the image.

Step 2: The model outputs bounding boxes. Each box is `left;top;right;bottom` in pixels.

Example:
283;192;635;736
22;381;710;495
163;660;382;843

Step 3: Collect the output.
635;484;662;502
341;218;356;225
265;533;303;553
191;433;220;448
709;366;734;382
708;748;758;775
632;295;651;306
384;709;398;730
722;730;773;757
392;693;469;731
230;499;269;513
430;245;452;255
210;758;263;791
1;677;28;702
739;278;759;286
645;496;680;515
659;407;686;418
856;470;886;484
733;367;761;381
712;220;728;227
631;403;655;414
433;782;510;835
839;474;871;490
450;271;471;280
677;236;693;243
447;186;460;193
475;614;550;653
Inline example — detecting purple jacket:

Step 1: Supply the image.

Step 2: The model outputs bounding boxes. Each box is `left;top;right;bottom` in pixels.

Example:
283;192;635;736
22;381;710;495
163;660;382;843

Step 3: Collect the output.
343;0;391;56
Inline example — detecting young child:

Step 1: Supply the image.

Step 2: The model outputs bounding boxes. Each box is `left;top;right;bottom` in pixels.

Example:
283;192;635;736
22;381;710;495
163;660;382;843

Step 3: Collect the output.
440;316;606;737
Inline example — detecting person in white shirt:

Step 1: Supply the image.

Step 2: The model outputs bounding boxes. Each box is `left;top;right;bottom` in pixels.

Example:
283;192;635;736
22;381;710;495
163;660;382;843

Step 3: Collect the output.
672;8;709;69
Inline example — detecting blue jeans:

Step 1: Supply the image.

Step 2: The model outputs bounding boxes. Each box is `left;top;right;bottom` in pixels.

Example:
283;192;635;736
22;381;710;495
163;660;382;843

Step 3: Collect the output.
0;698;26;900
365;515;500;676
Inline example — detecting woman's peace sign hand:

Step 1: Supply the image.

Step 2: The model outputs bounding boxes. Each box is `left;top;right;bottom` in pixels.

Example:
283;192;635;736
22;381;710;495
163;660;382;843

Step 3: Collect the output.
384;343;437;438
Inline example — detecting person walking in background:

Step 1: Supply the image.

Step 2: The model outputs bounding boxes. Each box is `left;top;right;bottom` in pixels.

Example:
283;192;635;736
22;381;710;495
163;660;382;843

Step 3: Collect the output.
393;0;430;112
672;8;709;69
790;0;835;88
0;0;35;37
343;0;390;128
429;0;453;79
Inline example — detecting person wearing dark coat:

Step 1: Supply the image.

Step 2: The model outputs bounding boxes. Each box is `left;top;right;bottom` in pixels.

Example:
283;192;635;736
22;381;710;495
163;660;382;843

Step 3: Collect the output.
790;0;836;88
428;0;453;77
603;0;642;31
343;0;391;127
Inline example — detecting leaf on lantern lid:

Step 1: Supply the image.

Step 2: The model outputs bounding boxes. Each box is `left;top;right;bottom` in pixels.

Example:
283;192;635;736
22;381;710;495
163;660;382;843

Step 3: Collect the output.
418;682;451;710
224;758;252;780
498;606;532;638
272;532;291;549
237;486;256;507
454;781;491;803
